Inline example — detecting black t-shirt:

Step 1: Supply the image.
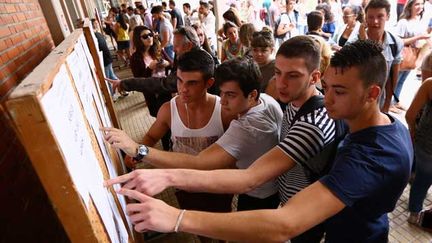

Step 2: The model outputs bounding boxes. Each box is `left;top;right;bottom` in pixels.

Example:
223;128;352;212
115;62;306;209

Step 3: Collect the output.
94;32;112;66
170;8;184;28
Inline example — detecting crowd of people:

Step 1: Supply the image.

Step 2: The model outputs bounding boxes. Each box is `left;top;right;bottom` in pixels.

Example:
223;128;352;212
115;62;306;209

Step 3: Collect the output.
92;0;432;242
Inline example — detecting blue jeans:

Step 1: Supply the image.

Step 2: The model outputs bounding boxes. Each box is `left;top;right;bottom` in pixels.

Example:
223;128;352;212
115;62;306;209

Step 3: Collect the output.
393;70;410;103
408;145;432;213
104;63;118;96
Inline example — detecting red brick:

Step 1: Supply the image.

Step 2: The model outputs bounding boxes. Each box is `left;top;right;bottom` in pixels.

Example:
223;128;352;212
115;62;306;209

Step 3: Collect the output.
0;26;11;38
5;4;16;13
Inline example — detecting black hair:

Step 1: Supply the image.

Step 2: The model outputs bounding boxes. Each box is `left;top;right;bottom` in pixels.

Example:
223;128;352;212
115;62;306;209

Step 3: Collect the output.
118;14;128;30
365;0;391;15
151;5;163;14
307;10;324;31
162;2;167;7
200;2;210;9
330;39;387;89
215;58;261;100
177;49;215;81
127;6;134;11
183;3;191;9
132;25;159;60
169;0;175;6
276;35;320;73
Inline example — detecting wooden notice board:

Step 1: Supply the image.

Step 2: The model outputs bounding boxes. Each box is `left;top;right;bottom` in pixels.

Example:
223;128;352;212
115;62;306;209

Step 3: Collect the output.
5;29;138;243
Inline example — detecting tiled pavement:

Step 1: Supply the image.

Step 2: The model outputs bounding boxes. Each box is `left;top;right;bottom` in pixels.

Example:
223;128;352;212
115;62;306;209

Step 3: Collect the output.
111;63;432;243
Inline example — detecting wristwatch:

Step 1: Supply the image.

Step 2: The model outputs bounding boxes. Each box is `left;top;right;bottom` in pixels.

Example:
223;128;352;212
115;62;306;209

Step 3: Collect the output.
133;144;149;162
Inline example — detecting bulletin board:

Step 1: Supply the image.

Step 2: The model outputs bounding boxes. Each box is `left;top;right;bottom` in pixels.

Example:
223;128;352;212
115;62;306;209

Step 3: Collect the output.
5;28;139;242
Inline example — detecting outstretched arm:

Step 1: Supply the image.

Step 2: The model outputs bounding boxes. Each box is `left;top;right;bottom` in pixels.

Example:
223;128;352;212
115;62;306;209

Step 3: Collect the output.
105;146;294;197
118;180;345;242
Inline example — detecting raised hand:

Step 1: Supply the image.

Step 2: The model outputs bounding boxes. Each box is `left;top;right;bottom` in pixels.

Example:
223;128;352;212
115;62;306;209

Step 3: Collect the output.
101;127;138;156
104;169;172;196
119;188;182;233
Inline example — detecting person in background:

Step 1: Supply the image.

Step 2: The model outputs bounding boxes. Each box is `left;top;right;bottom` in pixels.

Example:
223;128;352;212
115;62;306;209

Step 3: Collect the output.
137;5;152;28
391;0;431;113
151;5;175;62
104;7;118;49
398;0;408;19
115;13;131;67
168;0;184;29
217;8;243;44
332;5;364;50
199;1;217;54
316;3;336;39
276;0;300;47
250;29;276;95
130;25;170;116
183;3;193;26
191;23;220;65
127;6;144;54
239;23;256;58
405;76;432;225
221;21;243;62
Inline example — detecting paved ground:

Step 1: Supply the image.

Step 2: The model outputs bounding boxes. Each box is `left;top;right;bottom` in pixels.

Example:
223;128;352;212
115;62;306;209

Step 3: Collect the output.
111;58;432;242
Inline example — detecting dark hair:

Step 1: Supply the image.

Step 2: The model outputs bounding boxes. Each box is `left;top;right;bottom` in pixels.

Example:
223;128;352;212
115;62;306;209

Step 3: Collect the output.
109;7;119;14
174;26;201;48
401;0;423;20
133;25;159;60
276;35;320;72
307;11;324;31
162;2;167;7
192;23;212;53
151;5;163;14
200;2;210;9
251;29;274;48
223;21;238;35
215;58;261;100
316;4;334;22
183;3;191;9
137;5;145;11
222;9;242;27
118;14;128;30
127;6;134;11
177;49;215;81
330;40;386;89
169;0;175;6
365;0;391;15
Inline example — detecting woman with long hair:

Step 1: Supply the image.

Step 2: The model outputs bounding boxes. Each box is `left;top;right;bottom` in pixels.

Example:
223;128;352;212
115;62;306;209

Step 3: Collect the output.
391;0;431;113
130;25;170;117
221;21;244;62
191;23;220;64
115;13;131;67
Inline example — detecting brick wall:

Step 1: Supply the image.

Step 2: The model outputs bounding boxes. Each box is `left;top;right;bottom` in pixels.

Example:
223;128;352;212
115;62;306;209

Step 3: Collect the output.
0;0;68;242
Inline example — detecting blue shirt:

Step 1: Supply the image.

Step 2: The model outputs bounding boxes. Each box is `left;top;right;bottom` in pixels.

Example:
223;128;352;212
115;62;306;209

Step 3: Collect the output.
320;115;413;243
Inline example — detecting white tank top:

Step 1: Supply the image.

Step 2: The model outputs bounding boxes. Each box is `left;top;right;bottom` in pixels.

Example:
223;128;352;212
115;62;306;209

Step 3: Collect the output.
170;95;224;155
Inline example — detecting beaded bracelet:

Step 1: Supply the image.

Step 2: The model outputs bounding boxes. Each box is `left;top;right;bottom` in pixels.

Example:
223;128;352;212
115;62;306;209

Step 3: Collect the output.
174;209;186;233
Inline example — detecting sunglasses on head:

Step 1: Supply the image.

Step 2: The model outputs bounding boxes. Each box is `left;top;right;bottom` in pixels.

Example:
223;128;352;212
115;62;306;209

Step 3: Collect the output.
141;32;154;40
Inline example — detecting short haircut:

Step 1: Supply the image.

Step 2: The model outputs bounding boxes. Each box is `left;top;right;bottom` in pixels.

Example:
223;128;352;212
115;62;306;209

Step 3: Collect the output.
137;5;145;11
151;5;163;14
307;11;324;31
330;40;387;89
276;36;320;73
215;58;261;100
183;3;191;9
127;6;133;11
200;2;210;9
174;26;201;48
169;0;175;6
251;29;275;48
177;49;215;81
365;0;391;15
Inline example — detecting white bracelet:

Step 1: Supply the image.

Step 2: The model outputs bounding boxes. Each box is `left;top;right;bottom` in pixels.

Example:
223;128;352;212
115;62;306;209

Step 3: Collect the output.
174;209;186;233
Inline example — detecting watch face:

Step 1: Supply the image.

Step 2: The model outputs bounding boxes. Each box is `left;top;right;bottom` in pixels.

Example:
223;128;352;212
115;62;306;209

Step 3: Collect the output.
138;145;148;156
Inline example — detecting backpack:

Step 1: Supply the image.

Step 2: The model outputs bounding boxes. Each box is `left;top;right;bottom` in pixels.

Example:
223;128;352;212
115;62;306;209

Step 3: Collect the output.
289;95;348;181
387;31;403;103
274;11;299;39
